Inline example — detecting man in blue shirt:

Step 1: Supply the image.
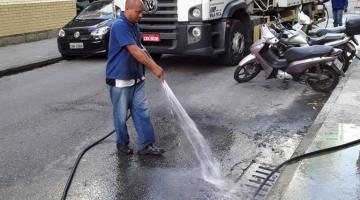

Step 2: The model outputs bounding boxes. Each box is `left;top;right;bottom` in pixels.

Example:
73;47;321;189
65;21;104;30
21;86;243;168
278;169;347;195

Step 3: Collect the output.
322;0;348;27
106;0;165;155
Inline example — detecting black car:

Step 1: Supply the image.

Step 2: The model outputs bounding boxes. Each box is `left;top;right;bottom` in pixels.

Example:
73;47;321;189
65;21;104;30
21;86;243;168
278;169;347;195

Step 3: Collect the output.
58;0;114;59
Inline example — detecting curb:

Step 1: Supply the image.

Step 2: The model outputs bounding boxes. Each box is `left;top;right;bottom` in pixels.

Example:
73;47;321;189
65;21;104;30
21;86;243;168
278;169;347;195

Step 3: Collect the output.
265;72;349;199
0;57;63;78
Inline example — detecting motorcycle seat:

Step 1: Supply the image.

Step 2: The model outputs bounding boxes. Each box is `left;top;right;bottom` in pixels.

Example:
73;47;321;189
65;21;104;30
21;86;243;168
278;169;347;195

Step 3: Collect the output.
261;48;288;69
307;33;345;45
284;45;333;62
308;26;346;36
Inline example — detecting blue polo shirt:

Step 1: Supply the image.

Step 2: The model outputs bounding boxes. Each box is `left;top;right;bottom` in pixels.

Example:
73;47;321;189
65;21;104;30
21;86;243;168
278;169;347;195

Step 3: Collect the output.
106;12;144;80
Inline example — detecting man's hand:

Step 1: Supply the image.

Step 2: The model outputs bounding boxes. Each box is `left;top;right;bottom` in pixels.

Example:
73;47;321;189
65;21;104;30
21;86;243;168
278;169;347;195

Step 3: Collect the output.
344;8;348;13
152;65;164;81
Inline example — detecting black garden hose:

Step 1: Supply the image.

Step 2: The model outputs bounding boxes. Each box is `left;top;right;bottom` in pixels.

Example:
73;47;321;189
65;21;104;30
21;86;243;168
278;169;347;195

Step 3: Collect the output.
61;114;131;200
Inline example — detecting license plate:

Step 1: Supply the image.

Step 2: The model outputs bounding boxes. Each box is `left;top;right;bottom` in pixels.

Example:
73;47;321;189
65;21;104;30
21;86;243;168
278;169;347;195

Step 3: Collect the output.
69;42;84;49
142;33;160;42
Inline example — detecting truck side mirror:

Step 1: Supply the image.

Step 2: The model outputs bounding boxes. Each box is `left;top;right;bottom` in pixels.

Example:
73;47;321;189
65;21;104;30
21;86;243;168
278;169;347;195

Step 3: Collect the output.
115;8;121;18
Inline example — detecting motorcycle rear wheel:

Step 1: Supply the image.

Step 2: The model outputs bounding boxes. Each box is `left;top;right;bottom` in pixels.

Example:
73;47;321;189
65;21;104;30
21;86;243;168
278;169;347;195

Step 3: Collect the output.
308;65;339;93
233;62;261;83
333;53;350;73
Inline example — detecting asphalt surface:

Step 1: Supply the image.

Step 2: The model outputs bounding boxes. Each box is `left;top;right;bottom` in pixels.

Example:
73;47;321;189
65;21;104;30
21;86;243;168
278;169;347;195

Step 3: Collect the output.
0;55;328;200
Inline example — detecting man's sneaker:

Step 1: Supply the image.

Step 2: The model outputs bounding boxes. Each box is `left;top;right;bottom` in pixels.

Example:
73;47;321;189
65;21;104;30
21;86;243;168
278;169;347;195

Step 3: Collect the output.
138;144;165;156
117;144;133;155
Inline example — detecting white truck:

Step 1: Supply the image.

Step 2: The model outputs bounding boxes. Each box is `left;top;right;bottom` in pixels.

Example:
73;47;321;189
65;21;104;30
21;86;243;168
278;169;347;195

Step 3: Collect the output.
113;0;324;65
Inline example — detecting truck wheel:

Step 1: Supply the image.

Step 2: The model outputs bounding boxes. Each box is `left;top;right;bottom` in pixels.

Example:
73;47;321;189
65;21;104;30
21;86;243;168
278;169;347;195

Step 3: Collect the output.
220;20;250;66
150;53;162;62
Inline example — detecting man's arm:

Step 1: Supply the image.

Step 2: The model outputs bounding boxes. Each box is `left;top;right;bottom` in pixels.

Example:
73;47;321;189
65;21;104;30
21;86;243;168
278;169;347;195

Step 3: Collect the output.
126;44;164;81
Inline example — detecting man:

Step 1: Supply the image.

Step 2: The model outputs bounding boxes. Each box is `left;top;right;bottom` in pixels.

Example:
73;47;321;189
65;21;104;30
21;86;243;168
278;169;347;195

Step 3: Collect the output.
322;0;348;27
106;0;165;155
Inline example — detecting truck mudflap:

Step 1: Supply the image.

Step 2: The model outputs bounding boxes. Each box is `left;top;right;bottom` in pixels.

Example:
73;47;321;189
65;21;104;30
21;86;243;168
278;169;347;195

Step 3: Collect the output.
239;54;256;66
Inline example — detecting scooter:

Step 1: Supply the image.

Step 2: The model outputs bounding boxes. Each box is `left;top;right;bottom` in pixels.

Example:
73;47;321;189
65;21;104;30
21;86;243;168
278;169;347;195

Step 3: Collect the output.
272;16;351;72
295;11;358;62
233;24;343;93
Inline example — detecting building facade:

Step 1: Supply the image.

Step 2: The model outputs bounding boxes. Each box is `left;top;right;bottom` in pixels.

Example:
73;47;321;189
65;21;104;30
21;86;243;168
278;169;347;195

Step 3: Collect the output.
0;0;76;46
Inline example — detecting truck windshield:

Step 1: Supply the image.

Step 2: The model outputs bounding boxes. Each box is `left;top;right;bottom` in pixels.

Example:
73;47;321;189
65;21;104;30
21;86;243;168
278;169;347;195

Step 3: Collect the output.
76;1;113;20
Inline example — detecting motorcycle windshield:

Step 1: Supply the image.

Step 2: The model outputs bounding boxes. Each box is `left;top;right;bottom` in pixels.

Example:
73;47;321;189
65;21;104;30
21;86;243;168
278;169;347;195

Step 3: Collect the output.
261;24;278;44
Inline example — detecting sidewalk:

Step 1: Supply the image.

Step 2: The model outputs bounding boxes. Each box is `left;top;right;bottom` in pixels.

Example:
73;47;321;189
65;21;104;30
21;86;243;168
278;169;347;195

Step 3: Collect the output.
266;59;360;200
266;13;360;200
0;38;62;77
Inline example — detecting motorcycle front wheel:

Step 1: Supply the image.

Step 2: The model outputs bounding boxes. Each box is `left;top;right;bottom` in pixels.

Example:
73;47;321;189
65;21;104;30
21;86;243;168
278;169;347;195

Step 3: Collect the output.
233;62;261;83
308;65;340;93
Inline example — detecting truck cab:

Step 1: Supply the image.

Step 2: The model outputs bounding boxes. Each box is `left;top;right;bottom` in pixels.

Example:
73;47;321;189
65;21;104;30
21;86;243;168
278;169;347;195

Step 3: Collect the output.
113;0;318;65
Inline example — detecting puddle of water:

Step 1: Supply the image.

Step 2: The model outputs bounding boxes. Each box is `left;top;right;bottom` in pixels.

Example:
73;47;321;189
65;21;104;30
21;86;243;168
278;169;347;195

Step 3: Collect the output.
283;123;360;200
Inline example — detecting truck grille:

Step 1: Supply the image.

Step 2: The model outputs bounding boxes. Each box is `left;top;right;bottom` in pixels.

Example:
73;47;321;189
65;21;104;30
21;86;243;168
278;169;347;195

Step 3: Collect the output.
140;0;177;49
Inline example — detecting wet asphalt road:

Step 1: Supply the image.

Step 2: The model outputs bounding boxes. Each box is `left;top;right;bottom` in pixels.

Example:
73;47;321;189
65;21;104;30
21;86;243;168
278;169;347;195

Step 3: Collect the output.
0;55;328;200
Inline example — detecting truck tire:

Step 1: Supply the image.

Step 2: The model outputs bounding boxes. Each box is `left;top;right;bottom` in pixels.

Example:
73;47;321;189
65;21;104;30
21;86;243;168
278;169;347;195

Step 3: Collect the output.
220;20;250;66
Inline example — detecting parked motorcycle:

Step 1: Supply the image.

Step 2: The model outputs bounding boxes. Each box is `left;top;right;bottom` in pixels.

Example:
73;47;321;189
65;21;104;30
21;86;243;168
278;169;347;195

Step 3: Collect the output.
296;11;358;62
233;24;343;93
272;17;350;73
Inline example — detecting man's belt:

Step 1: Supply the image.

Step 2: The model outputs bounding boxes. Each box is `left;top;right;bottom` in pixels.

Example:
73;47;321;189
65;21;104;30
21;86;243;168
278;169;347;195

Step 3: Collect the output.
106;77;145;88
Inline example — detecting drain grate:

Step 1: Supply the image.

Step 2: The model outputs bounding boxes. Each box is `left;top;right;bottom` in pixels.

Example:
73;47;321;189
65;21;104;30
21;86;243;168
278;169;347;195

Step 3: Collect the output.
241;163;280;199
